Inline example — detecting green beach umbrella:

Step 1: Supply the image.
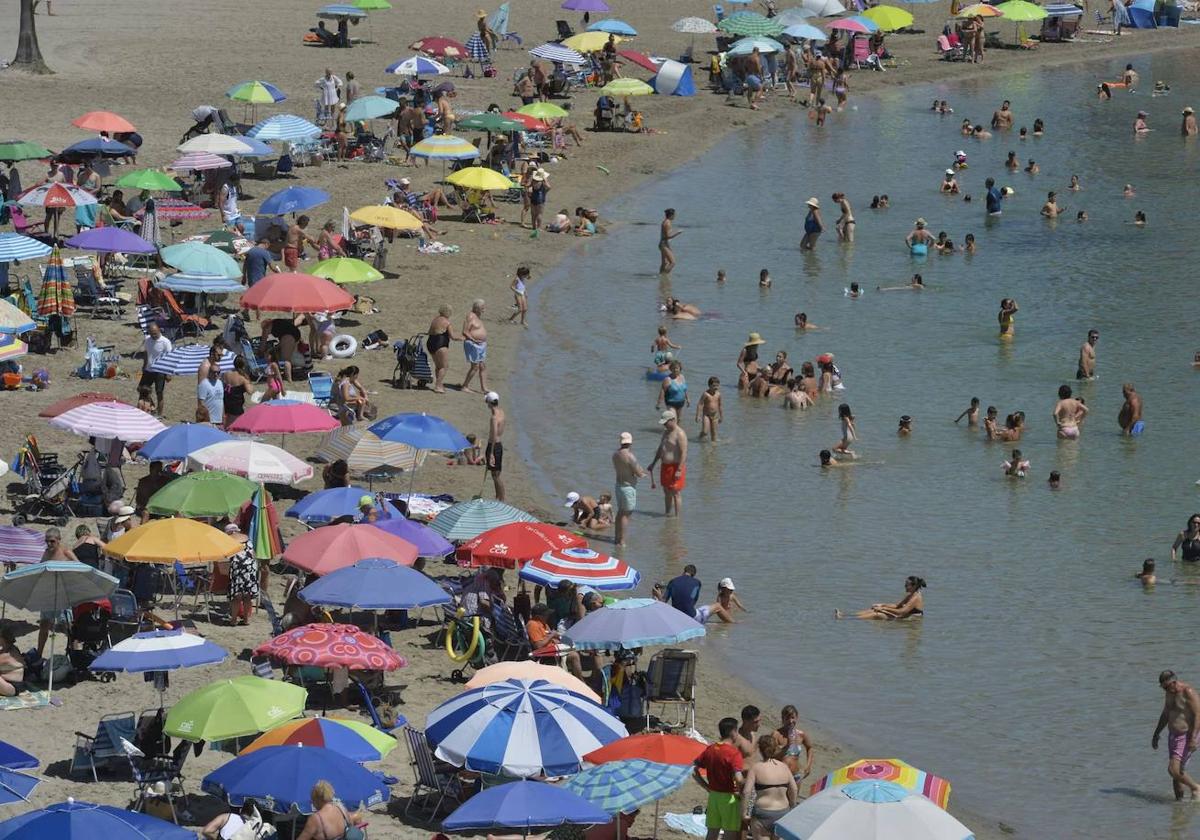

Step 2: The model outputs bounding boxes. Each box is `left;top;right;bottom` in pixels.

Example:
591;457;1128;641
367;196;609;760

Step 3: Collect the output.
994;0;1048;20
457;113;527;133
516;102;570;120
344;95;399;121
308;257;384;284
115;169;183;192
601;79;655;97
160;241;241;279
0;140;54;162
165;675;306;742
146;471;257;518
717;12;785;37
861;4;913;31
352;0;392;9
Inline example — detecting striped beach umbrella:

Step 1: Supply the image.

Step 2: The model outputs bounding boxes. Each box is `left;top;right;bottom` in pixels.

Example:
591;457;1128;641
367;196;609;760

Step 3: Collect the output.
0;140;53;162
718;11;786;36
0;526;48;565
810;758;952;809
529;42;587;64
425;678;627;777
18;182;97;209
0;300;35;335
155;198;213;220
0;335;28;363
188;440;314;483
158;273;246;294
36;247;76;316
409;135;480;160
314;425;422;473
246;484;283;562
0;233;51;263
465;33;491;62
170;151;233;172
428;499;537;541
777;780;973;840
240;717;399;762
519;547;640;591
147;344;236;376
247;114;322;143
226;80;287;104
37;392;124;418
561;759;692;814
91;627;228;673
50;400;165;442
385;55;450;76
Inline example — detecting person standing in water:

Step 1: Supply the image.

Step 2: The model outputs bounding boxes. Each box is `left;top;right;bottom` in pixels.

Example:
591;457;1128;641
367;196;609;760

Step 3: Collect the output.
1119;382;1144;435
998;298;1018;338
1152;671;1200;801
800;198;823;251
649;409;688;516
832;192;854;243
659;208;680;274
1077;329;1098;379
612;432;646;547
696;377;724;441
657;360;689;419
1053;384;1089;439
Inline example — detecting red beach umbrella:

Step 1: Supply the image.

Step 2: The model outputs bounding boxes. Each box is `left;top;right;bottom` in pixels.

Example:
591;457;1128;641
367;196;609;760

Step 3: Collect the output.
240;272;355;314
254;623;407;670
72;110;137;134
282;522;419;575
617;49;658;73
455;522;588;569
502;111;550;131
409;36;468;58
38;391;127;418
584;733;708;766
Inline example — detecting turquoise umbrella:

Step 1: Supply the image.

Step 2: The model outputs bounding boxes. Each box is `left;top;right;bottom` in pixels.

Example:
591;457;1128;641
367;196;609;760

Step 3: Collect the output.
427;499;537;541
160;242;241;279
345;95;399;121
562;759;691;814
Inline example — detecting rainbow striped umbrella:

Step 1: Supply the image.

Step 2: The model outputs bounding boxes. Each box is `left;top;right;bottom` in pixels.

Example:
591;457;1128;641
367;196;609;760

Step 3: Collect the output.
247;484;283;562
409;134;479;160
226;80;287;104
809;758;952;809
36;247;76;316
519;547;641;591
0;335;28;363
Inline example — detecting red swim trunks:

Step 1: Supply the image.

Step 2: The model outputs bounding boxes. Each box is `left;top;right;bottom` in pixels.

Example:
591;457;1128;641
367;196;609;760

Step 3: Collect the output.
660;463;686;491
283;247;300;269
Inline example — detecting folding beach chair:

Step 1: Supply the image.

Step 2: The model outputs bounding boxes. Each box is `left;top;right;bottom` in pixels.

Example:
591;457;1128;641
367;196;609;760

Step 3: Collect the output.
402;726;468;819
645;648;698;732
72;711;137;781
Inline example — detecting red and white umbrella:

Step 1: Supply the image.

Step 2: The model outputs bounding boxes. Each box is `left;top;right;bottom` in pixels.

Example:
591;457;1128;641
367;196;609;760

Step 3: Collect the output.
170;152;233;172
155;198;212;220
49;400;166;442
455;522;588;569
188;440;313;483
17;182;97;209
519;547;641;591
227;401;340;436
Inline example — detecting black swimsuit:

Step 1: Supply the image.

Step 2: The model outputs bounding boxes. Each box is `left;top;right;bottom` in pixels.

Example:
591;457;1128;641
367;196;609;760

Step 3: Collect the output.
1182;533;1200;563
426;329;451;353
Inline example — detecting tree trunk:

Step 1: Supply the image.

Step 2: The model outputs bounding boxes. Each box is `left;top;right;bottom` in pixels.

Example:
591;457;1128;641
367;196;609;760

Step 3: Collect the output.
13;0;52;74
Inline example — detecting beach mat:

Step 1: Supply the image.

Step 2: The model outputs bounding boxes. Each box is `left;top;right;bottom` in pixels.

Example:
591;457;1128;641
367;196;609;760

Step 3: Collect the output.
0;691;51;711
663;813;707;837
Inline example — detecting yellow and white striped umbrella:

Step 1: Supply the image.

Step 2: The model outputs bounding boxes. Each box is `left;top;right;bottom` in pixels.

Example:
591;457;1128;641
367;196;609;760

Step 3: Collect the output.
315;425;425;474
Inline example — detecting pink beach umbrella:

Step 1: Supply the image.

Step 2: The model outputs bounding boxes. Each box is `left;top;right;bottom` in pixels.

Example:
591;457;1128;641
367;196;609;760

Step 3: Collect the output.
187;440;314;483
827;17;874;33
49;400;166;442
282;523;419;575
227;401;340;436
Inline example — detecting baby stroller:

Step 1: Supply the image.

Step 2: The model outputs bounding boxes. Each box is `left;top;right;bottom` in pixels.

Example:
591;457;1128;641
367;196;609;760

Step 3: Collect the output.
10;448;82;526
392;334;433;389
69;601;116;683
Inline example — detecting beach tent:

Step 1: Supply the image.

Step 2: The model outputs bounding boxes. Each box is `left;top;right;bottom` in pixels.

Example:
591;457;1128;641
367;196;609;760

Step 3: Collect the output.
1126;0;1157;27
651;60;695;96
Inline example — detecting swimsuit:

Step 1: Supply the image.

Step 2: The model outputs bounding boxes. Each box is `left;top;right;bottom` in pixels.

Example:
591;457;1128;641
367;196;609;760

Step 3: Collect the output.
695;604;711;623
1168;730;1197;765
426;329;451;353
660;462;686;492
464;339;487;364
485;441;503;473
615;484;637;512
1181;534;1200;563
664;378;687;412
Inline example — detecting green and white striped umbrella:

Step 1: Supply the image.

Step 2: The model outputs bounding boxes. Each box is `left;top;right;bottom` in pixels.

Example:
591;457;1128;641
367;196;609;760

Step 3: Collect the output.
717;12;786;37
561;759;692;815
428;499;537;541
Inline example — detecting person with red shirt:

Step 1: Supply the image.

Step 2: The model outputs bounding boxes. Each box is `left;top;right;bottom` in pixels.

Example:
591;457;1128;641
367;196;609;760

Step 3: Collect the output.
525;603;585;680
693;717;746;840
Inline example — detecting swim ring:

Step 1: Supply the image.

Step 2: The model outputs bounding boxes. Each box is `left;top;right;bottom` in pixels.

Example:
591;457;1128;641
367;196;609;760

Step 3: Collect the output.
330;334;358;358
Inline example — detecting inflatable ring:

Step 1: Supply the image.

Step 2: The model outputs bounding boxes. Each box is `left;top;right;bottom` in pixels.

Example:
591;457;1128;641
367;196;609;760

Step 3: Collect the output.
445;613;482;664
330;334;357;358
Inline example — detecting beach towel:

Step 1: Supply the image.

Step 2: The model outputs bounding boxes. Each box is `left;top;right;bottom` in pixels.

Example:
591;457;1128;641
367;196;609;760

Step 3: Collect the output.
0;691;52;711
663;813;708;837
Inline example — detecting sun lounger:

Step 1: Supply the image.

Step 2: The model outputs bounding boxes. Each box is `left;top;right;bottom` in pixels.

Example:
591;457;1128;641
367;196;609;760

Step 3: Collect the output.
72;711;136;780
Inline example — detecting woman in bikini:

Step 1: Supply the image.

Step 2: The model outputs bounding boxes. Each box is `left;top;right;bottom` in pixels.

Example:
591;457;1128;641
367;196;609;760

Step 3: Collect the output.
0;625;26;697
263;347;287;401
836;575;926;620
737;333;766;390
296;780;363;840
741;735;797;839
695;578;748;624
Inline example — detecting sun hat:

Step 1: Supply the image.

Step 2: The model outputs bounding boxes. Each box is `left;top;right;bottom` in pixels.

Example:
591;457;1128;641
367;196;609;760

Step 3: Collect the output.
114;505;135;524
745;332;766;346
532;169;547;182
915;218;926;227
658;409;678;424
619;432;633;445
718;577;735;591
945;169;955;175
358;494;375;509
484;391;500;405
224;522;242;534
1185;106;1195;115
805;197;819;208
955;149;966;157
564;492;581;507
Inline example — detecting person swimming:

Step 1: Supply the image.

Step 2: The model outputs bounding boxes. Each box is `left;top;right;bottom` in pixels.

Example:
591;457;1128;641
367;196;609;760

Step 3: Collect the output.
897;415;912;436
878;273;924;292
1136;558;1157;586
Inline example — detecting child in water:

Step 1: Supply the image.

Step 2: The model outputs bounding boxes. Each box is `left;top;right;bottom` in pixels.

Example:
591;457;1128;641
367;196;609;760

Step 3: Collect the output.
955;397;981;425
696;377;724;441
897;416;913;436
834;403;857;456
1135;558;1157;586
1004;449;1030;478
846;282;862;299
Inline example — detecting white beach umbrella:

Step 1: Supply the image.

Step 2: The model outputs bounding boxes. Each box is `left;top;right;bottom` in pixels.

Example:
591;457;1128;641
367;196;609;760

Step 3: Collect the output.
775;781;975;840
188;440;314;483
776;6;820;24
672;16;719;33
177;134;256;155
801;0;847;16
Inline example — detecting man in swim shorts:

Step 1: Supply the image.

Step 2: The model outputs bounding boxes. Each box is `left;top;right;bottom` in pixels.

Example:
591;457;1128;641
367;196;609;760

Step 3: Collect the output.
1077;329;1098;379
648;409;688;517
1119;381;1143;435
612;432;646;547
1052;384;1088;439
461;299;489;394
484;391;505;502
693;717;746;840
1152;671;1200;800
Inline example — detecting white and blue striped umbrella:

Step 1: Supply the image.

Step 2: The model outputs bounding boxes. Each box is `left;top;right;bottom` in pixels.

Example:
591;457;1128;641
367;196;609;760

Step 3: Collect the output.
0;233;51;263
148;343;237;375
465;33;491;62
385;55;450;76
426;678;627;777
529;42;587;65
158;273;246;294
91;628;228;673
247;114;323;143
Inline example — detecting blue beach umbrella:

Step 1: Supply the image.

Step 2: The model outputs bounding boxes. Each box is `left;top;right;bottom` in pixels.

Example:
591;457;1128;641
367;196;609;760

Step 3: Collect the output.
564;598;706;650
318;3;367;17
299;558;453;610
138;423;232;462
158;273;247;294
58;138;134;159
782;22;828;40
562;759;692;815
443;780;611;831
228;135;275;157
344;95;399;121
259;186;330;216
286;486;403;524
201;745;390;814
426;499;537;541
369;412;470;452
371;516;454;557
0;743;37;771
147;344;237;376
0;233;51;263
587;18;638;36
0;800;196;839
91;628;227;673
247;114;322;143
425;678;627;777
0;769;39;806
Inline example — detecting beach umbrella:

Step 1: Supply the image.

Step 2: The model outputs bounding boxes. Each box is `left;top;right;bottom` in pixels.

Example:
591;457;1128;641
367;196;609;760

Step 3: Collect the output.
370;412;470;454
352;0;390;8
801;0;846;15
0;335;26;363
189;439;314;482
371;516;454;558
222;135;273;158
154;197;213;220
58;138;134;160
0;233;51;263
254;623;407;671
529;42;587;64
258;186;329;216
0;768;38;806
160;241;240;278
719;12;786;36
994;0;1046;37
411;35;470;58
228;400;340;436
777;6;819;23
147;343;236;376
782;22;828;40
176;134;256;155
517;102;570;120
862;5;913;30
64;227;156;254
562;759;692;815
827;17;876;33
145;471;257;518
562;0;609;11
104;519;242;566
600;79;654;97
165;675;305;741
466;661;601;702
191;229;241;253
244;483;283;563
428;499;537;541
138;423;231;462
239;272;354;313
409;135;480;160
91;627;228;673
307;257;383;284
299;557;451;611
0;141;53;162
202;745;389;813
36;392;123;418
17;182;96;209
319;3;368;17
446;166;518;191
583;733;707;766
616;49;659;73
226;80;286;104
282;522;418;574
502;110;551;131
314;425;422;474
170;151;234;171
0;742;38;770
71;110;136;134
0;527;46;565
563;31;621;52
50;400;164;441
775;780;974;840
240;718;399;762
344;95;399;121
444;780;610;832
588;18;637;36
349;205;423;230
426;678;627;777
957;2;1004;15
727;36;786;55
0;299;35;336
565;598;706;650
113;169;181;192
520;547;640;591
465;33;492;63
247;114;322;144
456;522;587;569
286;486;402;524
385;55;451;76
158;273;245;294
810;759;952;809
0;800;196;840
672;16;719;33
36;247;76;314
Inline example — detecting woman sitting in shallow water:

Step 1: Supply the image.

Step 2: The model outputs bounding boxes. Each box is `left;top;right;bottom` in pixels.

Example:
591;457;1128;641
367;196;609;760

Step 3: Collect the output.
836;575;925;620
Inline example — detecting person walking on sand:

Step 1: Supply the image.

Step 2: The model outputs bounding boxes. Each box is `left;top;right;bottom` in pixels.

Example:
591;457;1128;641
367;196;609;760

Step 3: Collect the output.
507;265;530;327
612;432;646;547
461;299;489;393
427;305;459;394
648;409;688;516
1152;671;1200;800
694;717;746;840
659;208;680;274
1119;381;1144;435
485;391;506;501
1077;329;1099;379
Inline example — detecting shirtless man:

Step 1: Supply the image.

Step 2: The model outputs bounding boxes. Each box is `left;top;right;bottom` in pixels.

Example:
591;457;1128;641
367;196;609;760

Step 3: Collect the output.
285;215;319;270
1152;671;1200;800
1040;191;1061;219
659;208;680;274
648;409;688;516
461;300;489;393
991;100;1014;130
565;492;598;526
612;432;647;547
1119;382;1143;435
1077;329;1098;379
1052;384;1089;439
733;705;762;762
485;391;505;501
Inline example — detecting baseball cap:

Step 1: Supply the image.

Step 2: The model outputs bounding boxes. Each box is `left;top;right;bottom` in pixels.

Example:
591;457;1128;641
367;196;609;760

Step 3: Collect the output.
619;432;633;445
564;491;580;507
485;391;500;404
718;577;735;591
658;409;677;425
358;494;375;509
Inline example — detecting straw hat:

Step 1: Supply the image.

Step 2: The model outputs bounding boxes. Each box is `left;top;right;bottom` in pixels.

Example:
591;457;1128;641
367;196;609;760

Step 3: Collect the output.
805;197;820;208
531;169;547;182
745;332;766;346
1184;106;1195;115
915;218;926;227
477;9;487;17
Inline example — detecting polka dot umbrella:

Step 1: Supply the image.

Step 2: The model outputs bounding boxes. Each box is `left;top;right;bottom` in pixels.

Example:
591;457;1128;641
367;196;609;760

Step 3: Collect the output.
253;623;407;671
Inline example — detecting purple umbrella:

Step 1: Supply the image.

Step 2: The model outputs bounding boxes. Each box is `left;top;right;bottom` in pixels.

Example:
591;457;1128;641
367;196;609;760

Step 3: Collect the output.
0;526;48;565
65;227;157;255
562;0;610;11
371;516;454;558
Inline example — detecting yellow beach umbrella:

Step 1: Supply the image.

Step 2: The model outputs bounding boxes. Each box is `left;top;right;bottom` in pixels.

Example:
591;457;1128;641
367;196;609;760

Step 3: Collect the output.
957;3;1004;16
104;518;243;565
562;31;622;52
862;5;913;31
446;166;518;191
349;205;423;231
517;102;570;120
601;78;654;97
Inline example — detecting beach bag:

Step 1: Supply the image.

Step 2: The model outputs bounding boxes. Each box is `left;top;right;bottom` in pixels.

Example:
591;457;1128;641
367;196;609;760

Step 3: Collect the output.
40;654;72;684
77;337;105;380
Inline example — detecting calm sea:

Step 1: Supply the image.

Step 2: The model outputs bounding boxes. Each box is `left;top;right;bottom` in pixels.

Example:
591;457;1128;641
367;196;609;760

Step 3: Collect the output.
512;50;1200;838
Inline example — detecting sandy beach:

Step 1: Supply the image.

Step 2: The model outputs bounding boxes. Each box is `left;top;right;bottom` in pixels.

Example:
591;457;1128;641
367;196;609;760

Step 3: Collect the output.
3;0;1199;835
